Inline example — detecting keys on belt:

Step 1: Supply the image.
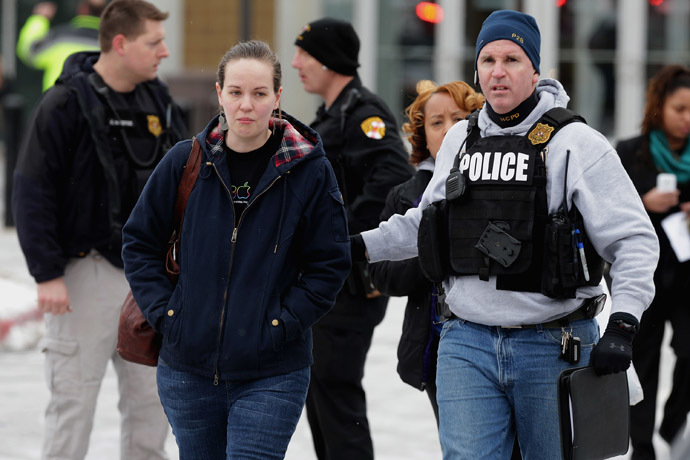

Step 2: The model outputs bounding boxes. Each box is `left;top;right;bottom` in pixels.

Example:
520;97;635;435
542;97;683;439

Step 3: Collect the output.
559;327;581;364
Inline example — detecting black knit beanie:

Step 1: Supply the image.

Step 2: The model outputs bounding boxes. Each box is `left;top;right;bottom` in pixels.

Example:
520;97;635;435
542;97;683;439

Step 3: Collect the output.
294;18;360;76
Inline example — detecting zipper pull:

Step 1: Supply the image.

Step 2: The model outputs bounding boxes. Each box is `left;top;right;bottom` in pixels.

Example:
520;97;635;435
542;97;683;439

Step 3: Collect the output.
231;227;238;243
213;371;219;386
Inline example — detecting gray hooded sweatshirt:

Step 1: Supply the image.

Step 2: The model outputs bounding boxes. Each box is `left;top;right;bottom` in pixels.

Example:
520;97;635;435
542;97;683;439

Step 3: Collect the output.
362;79;659;326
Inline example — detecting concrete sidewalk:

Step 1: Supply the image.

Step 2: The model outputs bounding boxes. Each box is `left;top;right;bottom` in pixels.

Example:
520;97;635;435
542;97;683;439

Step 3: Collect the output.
0;221;685;459
0;294;440;460
0;227;441;460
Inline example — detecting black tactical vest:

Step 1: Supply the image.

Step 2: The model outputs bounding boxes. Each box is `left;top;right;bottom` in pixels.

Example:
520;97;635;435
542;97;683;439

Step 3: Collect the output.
446;108;585;293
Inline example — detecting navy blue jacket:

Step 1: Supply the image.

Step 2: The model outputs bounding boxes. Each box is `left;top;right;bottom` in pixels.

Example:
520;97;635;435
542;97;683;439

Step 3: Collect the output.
122;114;351;381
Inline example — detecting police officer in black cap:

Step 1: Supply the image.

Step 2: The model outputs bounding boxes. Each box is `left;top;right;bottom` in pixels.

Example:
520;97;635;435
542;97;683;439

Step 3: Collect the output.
292;17;413;460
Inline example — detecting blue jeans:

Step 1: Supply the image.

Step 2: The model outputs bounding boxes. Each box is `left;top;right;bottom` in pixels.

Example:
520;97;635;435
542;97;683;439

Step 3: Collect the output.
157;360;309;460
436;317;599;460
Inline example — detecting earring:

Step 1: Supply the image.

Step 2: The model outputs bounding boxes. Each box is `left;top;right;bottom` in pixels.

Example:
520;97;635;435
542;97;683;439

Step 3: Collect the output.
322;65;328;70
218;111;228;131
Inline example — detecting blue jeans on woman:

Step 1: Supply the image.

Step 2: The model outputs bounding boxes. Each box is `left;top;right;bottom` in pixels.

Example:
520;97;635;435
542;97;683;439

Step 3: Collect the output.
157;360;310;460
436;317;599;460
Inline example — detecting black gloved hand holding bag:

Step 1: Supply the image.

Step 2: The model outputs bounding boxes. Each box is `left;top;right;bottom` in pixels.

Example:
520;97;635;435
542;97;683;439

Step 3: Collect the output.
590;312;639;375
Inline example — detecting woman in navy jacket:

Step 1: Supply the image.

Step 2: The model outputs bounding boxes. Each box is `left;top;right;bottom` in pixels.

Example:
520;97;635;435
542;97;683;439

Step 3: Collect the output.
122;40;351;459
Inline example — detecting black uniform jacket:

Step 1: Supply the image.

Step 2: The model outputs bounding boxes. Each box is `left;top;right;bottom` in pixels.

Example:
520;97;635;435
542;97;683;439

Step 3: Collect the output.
369;168;436;390
12;52;186;282
310;76;414;234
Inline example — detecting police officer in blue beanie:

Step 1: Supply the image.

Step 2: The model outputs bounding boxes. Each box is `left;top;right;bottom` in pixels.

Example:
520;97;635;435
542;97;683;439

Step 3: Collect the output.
351;9;659;459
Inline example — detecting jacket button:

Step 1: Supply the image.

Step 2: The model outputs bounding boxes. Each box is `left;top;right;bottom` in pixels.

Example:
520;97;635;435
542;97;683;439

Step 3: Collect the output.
271;319;279;326
167;310;174;317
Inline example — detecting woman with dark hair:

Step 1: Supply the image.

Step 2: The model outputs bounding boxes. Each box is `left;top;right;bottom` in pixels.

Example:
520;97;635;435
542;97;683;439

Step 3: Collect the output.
369;79;484;423
122;40;351;459
616;64;690;460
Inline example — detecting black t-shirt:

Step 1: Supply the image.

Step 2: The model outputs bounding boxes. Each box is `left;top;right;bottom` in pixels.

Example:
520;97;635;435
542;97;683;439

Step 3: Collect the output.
225;128;283;217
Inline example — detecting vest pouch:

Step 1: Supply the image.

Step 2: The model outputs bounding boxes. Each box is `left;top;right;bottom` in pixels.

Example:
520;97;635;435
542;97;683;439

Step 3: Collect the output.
542;211;578;298
569;208;604;288
418;200;450;283
541;208;604;299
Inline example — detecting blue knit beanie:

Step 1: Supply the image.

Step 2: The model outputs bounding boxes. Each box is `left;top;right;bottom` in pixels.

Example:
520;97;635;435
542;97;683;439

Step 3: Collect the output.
475;10;541;74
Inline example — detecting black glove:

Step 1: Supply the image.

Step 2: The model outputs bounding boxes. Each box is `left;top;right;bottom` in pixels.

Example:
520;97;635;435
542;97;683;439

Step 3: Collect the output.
350;234;368;263
590;312;639;375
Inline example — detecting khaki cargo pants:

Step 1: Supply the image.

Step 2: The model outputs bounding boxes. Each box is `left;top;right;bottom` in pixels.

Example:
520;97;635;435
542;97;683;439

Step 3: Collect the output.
40;251;169;460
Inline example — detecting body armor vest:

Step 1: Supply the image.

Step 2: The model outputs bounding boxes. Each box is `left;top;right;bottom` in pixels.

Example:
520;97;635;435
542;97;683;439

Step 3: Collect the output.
446;108;590;293
448;132;548;292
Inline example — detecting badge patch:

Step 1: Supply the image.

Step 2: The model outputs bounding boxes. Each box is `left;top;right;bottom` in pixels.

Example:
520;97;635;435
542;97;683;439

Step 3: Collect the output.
297;24;310;41
528;123;554;145
360;116;386;140
147;115;162;137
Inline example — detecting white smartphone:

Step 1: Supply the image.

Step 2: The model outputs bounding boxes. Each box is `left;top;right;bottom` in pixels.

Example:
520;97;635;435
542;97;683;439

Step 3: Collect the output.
657;173;677;193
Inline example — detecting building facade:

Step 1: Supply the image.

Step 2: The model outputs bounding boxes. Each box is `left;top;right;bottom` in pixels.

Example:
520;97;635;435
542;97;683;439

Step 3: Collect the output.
5;0;690;140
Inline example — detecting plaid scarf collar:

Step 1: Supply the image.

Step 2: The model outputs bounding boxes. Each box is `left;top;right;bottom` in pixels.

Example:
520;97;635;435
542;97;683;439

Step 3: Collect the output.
204;116;317;168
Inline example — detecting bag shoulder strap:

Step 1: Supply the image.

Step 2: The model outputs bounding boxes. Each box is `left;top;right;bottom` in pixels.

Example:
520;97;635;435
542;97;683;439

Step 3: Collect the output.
172;137;202;240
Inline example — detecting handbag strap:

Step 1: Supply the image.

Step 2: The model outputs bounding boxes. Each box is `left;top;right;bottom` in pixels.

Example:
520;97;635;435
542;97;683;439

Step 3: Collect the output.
171;137;202;247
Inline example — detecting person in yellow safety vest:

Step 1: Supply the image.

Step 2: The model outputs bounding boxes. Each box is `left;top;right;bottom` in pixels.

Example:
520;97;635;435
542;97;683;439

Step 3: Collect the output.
16;1;105;92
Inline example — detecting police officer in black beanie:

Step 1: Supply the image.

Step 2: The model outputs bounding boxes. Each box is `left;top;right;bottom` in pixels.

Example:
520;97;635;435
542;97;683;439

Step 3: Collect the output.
292;17;413;460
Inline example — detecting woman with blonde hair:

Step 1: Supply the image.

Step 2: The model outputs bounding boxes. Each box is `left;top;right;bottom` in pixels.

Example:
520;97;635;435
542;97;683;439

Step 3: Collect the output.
370;79;484;423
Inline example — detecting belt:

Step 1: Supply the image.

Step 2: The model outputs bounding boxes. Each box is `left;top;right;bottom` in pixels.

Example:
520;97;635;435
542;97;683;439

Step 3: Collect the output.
499;294;606;329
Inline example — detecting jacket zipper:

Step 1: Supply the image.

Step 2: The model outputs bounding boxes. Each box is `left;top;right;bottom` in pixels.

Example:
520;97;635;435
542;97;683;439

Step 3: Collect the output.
210;162;282;385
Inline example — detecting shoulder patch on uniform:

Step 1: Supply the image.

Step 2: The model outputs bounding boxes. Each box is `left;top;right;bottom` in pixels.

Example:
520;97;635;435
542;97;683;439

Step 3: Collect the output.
528;123;554;145
360;116;386;140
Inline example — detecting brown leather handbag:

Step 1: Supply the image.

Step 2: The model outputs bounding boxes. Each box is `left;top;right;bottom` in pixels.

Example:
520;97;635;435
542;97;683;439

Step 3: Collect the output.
117;137;203;366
